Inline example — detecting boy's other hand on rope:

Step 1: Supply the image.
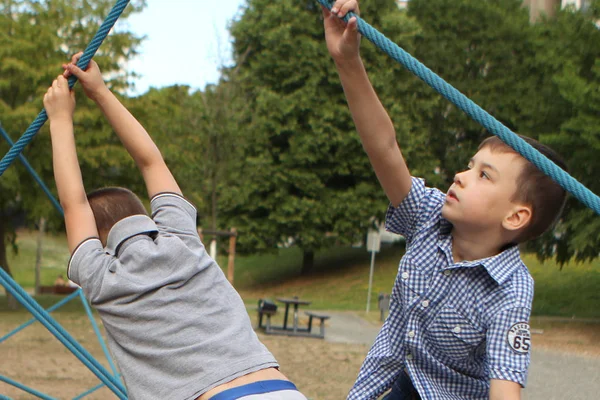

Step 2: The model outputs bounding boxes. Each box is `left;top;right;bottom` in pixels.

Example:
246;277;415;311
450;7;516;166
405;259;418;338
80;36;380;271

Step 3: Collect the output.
323;0;361;64
62;51;109;102
43;75;75;123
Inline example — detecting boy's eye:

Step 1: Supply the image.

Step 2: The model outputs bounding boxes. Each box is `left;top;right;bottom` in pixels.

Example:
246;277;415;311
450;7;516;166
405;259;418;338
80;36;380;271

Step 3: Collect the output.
480;171;489;179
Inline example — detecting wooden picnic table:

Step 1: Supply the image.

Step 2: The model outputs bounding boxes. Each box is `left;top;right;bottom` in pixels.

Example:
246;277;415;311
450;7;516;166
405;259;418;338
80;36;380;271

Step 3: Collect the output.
276;297;311;333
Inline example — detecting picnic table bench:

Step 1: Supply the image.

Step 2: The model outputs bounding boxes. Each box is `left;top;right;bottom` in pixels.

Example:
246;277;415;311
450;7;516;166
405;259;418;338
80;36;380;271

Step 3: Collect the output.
305;311;331;339
257;299;278;333
257;297;331;339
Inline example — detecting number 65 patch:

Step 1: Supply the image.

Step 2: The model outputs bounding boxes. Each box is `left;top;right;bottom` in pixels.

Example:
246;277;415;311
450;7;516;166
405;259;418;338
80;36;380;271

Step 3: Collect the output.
507;322;531;354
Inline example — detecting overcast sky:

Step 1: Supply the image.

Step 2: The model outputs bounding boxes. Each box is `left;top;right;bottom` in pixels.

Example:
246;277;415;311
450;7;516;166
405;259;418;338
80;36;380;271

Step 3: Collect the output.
123;0;246;95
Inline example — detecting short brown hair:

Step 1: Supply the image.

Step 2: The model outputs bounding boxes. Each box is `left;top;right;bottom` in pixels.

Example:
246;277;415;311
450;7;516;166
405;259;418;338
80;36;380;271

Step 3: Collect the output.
478;135;568;242
87;187;147;242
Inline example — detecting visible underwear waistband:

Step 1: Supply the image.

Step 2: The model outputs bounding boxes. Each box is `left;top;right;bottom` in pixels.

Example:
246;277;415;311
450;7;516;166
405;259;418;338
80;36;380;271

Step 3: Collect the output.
210;380;298;400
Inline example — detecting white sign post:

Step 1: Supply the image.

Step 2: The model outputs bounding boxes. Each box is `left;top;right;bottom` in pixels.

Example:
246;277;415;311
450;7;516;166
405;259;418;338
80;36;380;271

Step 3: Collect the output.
366;230;381;313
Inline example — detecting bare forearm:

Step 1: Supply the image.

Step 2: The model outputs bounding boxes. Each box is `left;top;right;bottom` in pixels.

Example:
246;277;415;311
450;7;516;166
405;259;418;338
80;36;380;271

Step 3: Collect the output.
93;88;163;170
335;57;397;154
91;88;181;197
335;57;411;205
489;379;521;400
50;119;87;208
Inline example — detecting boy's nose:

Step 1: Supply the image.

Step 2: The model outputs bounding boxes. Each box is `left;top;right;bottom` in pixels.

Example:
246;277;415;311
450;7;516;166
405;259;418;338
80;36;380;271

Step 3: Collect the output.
454;171;465;186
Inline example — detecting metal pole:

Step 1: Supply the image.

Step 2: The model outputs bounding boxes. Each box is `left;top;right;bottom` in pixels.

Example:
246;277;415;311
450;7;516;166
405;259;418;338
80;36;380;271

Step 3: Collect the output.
366;250;376;312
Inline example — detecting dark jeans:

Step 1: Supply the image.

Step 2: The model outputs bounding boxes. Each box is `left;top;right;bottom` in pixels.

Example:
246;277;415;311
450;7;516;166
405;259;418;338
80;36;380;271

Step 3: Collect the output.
382;372;421;400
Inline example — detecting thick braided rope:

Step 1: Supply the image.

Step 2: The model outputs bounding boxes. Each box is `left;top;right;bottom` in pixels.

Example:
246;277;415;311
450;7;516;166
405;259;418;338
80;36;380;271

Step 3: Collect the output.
0;123;63;214
0;0;131;176
0;269;127;399
318;0;600;215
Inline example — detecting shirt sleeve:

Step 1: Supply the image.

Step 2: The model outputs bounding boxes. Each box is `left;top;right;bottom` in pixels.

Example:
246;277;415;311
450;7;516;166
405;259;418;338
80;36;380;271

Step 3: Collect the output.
385;177;445;243
67;237;115;302
347;323;402;400
486;307;532;387
150;192;202;247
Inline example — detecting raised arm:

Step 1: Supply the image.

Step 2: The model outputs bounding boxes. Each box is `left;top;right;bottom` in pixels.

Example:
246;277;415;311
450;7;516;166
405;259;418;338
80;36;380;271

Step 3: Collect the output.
489;379;521;400
324;0;411;206
44;76;99;253
63;53;181;199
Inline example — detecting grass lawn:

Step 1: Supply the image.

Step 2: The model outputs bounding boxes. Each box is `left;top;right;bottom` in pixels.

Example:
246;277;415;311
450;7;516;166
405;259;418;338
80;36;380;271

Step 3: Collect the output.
2;230;600;318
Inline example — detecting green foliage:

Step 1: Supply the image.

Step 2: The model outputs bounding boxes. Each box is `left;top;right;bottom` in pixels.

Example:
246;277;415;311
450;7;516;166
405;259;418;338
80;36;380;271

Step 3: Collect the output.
0;0;145;282
408;0;536;184
125;81;245;231
222;0;427;255
407;0;600;264
529;3;600;263
1;0;598;274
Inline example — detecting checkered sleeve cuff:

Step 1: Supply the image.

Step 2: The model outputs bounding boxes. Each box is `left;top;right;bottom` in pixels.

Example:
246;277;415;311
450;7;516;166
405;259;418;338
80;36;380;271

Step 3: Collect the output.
487;308;532;388
384;177;426;239
489;367;527;387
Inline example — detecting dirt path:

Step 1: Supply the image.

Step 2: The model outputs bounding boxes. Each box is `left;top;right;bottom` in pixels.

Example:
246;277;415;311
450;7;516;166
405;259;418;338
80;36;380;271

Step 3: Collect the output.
1;311;599;399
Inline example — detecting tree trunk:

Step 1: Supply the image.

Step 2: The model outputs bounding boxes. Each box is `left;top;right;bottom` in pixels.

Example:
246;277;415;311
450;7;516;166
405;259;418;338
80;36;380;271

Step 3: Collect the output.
210;156;218;260
34;217;47;295
301;250;314;275
0;217;18;310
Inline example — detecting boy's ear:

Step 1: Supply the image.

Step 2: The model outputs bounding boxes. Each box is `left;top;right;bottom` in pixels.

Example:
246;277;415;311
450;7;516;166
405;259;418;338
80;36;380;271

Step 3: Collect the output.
502;204;532;232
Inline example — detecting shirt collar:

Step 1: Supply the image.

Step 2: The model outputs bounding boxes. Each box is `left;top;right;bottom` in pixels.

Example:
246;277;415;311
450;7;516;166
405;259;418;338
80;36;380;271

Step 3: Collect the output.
438;218;522;285
106;215;158;256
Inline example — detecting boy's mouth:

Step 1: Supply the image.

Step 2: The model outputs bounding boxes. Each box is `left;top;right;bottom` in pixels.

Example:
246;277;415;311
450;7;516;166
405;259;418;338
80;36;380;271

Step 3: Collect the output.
447;190;459;202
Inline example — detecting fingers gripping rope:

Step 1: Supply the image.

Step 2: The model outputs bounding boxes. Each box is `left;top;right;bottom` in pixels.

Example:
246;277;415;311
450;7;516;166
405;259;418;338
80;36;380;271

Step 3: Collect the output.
318;0;600;215
0;0;131;178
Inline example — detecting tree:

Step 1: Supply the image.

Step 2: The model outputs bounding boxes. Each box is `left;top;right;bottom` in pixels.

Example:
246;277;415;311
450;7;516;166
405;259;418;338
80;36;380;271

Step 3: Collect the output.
0;0;145;303
407;0;537;184
224;0;430;273
407;0;600;263
528;2;600;263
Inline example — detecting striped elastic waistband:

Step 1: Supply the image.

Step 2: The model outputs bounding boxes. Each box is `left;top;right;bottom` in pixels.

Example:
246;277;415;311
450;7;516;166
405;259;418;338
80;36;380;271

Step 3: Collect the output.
210;380;298;400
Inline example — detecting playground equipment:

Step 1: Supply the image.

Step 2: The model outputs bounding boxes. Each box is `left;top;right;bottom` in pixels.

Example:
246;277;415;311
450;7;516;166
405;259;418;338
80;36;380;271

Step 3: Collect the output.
1;1;599;398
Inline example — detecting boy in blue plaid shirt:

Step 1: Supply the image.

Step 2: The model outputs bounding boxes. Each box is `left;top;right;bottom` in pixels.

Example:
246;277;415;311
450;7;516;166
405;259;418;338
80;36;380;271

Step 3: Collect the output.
323;1;568;399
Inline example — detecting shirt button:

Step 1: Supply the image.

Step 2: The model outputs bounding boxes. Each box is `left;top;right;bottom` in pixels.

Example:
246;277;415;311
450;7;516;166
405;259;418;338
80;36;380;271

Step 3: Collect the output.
401;272;409;280
443;270;452;276
406;353;414;360
453;326;462;334
408;330;416;338
421;300;430;308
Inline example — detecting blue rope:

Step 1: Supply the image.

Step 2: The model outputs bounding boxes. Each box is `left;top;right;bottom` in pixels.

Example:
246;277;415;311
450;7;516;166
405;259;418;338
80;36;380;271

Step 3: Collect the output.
78;289;120;378
0;123;63;215
0;0;131;177
317;0;600;215
0;288;80;344
72;375;122;400
0;269;128;399
0;375;58;400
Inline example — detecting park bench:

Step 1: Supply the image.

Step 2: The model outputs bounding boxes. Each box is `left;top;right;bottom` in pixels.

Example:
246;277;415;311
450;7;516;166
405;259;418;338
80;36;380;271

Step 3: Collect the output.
257;299;278;333
304;311;330;339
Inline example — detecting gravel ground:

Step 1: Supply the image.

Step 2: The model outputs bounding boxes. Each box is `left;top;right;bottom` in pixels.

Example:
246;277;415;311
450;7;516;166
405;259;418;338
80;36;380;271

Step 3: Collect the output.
1;311;598;399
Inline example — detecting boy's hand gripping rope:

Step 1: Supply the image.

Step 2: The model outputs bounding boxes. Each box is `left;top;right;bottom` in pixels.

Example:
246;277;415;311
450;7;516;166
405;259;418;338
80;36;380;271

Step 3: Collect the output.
318;0;600;215
0;0;131;177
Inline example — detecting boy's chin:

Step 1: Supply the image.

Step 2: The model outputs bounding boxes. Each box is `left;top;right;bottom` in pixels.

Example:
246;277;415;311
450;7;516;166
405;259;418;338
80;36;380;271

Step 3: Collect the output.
441;204;455;222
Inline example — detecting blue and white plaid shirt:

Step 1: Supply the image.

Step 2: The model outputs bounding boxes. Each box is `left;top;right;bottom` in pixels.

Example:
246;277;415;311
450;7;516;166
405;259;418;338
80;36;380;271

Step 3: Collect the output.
348;177;533;400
